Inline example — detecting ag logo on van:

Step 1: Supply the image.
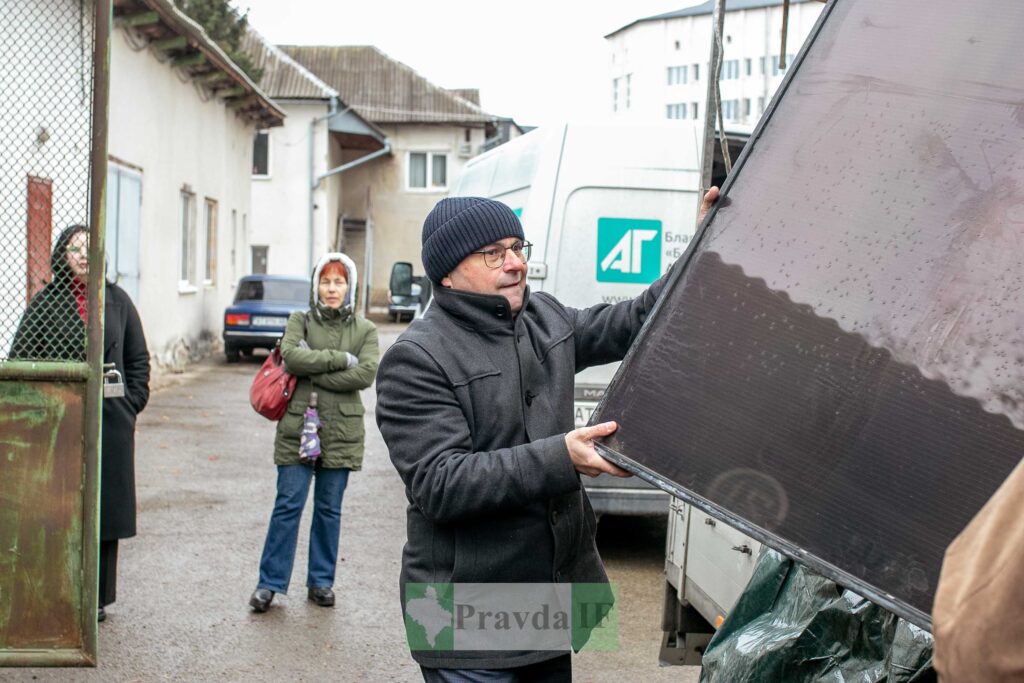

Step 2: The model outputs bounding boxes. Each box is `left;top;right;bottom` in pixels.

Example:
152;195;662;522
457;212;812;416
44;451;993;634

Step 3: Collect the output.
596;218;662;283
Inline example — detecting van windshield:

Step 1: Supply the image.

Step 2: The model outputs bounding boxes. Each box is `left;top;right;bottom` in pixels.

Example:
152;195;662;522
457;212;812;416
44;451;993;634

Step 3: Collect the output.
234;280;307;303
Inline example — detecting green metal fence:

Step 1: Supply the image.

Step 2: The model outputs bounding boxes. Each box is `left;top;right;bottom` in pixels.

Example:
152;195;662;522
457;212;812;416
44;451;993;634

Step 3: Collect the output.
0;0;110;666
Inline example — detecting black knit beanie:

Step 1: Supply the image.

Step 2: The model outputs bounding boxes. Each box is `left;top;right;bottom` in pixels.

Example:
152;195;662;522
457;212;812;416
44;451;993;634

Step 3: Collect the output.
421;196;525;284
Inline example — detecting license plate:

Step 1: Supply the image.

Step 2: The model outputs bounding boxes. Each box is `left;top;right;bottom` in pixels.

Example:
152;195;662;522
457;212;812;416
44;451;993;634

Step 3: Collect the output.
252;316;287;327
574;401;598;428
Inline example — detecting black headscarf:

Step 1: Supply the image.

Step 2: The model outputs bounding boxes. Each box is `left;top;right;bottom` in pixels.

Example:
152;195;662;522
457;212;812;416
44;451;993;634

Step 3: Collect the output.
9;225;90;361
50;224;89;285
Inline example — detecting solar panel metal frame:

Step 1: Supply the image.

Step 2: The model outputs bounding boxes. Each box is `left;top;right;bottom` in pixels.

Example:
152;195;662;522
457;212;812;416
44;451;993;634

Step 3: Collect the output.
591;0;1024;632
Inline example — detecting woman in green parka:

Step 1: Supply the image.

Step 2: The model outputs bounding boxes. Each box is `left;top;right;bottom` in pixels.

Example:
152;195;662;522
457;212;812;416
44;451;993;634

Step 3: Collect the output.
249;252;379;612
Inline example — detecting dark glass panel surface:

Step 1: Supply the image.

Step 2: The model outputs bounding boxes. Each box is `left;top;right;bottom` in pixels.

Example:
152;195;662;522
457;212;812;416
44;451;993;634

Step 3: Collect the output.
593;0;1024;629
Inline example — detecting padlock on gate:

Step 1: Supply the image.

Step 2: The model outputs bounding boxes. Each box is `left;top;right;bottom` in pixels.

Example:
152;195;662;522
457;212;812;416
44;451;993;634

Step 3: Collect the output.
103;362;125;398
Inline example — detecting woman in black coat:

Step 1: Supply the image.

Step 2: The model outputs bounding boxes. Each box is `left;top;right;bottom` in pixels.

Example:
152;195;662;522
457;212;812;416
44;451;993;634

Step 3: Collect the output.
11;224;151;622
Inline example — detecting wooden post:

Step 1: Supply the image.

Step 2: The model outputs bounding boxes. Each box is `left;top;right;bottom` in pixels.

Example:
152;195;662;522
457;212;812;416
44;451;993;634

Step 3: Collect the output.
172;52;207;68
116;10;159;27
152;35;187;51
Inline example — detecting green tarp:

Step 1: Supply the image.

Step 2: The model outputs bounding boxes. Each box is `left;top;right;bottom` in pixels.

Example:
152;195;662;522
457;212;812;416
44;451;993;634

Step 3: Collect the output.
700;550;935;682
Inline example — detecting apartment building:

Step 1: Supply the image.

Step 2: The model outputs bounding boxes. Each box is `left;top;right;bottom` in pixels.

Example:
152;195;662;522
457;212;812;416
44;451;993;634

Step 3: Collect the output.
606;0;825;131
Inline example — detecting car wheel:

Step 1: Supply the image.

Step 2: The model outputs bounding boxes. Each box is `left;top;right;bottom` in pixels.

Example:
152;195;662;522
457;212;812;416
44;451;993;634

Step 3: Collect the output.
225;348;240;363
240;347;254;358
388;311;398;323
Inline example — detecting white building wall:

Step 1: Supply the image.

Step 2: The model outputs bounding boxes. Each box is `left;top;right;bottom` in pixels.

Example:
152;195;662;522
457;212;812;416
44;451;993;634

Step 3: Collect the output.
108;26;259;369
608;2;824;131
250;100;340;278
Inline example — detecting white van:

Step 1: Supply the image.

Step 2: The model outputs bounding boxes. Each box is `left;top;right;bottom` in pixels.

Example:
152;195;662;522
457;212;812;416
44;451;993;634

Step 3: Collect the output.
449;120;709;517
449;122;761;660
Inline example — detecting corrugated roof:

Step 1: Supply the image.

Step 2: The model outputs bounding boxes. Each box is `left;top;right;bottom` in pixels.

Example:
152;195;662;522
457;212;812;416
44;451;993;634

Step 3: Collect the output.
280;46;496;125
447;88;481;106
606;0;819;38
113;0;285;128
240;29;337;100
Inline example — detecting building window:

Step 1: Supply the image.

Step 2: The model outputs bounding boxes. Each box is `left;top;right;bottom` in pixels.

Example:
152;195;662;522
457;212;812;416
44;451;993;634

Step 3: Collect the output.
691;102;699;119
692;63;700;81
180;190;196;288
760;56;766;74
408;152;448;190
745;58;752;76
667;65;688;85
612;77;619;112
722;99;741;120
666;103;688;119
722;59;740;80
251;245;268;275
743;98;752;117
758;96;766;113
674;40;681;50
625;74;632;109
204;198;217;285
252;130;270;177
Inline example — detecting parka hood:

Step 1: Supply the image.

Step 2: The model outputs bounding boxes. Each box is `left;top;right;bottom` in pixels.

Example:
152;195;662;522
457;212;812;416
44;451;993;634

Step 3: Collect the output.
310;252;359;321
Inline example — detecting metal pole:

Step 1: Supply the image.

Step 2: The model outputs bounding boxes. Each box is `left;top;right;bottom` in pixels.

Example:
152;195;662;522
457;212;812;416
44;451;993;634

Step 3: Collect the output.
361;186;373;318
84;0;112;665
780;0;791;70
698;0;727;217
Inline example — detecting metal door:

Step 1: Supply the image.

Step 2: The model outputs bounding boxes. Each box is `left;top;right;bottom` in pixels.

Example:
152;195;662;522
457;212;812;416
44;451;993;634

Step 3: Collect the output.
105;164;142;303
25;176;53;302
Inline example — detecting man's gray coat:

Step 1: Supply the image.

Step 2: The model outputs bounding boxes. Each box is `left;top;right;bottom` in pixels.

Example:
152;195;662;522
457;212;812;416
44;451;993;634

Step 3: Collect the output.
376;279;667;670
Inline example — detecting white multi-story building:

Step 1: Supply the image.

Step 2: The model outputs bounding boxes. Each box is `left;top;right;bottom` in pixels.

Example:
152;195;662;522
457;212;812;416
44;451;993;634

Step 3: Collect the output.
606;0;825;132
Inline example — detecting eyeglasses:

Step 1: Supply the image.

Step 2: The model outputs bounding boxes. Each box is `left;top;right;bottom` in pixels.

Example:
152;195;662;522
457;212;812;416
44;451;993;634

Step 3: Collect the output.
471;241;533;269
68;246;89;255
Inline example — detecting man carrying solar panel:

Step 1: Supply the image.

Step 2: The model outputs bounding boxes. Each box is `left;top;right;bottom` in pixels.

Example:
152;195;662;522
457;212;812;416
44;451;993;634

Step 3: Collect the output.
376;189;718;682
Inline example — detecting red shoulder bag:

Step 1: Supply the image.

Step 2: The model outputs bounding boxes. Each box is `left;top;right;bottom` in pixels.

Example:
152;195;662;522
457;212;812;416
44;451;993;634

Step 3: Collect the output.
249;313;307;420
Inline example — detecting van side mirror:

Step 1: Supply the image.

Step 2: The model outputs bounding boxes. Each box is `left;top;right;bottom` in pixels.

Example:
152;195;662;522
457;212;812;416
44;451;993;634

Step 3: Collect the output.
413;276;432;308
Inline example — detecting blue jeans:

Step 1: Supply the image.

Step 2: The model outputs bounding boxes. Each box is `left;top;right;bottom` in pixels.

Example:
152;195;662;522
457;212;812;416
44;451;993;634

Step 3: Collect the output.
257;464;350;593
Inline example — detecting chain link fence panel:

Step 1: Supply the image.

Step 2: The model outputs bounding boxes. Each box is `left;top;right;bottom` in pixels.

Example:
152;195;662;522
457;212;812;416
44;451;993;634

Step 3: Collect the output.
0;0;97;362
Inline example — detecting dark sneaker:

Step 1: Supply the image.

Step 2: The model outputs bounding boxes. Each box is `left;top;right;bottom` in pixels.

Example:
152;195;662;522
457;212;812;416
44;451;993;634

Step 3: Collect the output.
249;588;274;612
97;606;106;622
307;587;335;607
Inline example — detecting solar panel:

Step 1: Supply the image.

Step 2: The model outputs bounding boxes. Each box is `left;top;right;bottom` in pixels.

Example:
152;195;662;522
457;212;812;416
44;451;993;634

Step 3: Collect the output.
592;0;1024;629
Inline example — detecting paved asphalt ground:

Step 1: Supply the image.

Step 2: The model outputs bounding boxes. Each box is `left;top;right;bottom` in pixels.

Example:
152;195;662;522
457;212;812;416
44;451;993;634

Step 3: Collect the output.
11;323;700;683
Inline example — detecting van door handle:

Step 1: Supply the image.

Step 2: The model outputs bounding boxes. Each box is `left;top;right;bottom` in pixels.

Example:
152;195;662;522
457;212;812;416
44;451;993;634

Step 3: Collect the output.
731;544;752;555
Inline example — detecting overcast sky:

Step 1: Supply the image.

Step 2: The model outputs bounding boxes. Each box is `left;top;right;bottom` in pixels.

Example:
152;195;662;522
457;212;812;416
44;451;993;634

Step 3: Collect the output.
233;0;702;128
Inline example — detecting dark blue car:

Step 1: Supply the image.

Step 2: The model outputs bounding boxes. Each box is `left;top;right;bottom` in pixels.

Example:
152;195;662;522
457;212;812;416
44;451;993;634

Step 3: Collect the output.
223;275;308;362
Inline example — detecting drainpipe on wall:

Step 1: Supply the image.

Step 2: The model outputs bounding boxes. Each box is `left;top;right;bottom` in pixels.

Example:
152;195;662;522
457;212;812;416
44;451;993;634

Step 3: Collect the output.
317;144;390;317
309;97;339;274
313;129;390;315
309;98;391;276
